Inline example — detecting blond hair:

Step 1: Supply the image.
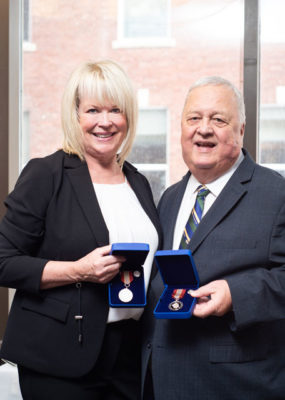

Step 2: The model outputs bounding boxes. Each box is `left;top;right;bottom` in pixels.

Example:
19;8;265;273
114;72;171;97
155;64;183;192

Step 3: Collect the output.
61;60;138;166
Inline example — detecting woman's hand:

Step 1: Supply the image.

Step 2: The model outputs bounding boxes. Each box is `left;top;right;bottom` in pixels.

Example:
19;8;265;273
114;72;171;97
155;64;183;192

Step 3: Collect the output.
75;244;125;284
40;244;125;289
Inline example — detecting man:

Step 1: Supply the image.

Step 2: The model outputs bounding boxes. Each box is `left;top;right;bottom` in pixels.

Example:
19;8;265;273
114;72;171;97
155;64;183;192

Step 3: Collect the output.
142;77;285;400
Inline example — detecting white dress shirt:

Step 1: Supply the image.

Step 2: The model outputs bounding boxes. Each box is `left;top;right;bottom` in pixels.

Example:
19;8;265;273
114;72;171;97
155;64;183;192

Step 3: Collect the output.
173;151;244;249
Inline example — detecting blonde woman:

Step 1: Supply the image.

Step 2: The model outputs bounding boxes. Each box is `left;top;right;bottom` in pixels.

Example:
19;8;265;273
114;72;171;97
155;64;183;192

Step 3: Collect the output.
0;60;162;400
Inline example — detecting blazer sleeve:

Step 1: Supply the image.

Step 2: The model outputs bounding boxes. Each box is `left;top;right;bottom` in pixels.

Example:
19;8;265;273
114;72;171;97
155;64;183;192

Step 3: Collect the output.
0;158;54;293
227;201;285;331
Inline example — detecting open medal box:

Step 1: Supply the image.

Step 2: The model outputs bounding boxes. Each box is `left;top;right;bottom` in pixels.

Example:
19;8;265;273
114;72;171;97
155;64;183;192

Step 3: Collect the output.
108;242;149;307
153;249;200;319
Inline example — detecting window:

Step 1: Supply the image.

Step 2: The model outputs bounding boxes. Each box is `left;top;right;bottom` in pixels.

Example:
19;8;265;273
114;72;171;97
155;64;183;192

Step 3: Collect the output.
128;108;168;204
23;0;36;51
23;0;30;42
129;109;167;164
259;0;285;175
259;104;285;176
113;0;175;48
124;0;168;38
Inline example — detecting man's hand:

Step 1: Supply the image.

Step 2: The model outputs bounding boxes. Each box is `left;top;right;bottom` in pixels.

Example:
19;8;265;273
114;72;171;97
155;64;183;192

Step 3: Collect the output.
189;280;232;318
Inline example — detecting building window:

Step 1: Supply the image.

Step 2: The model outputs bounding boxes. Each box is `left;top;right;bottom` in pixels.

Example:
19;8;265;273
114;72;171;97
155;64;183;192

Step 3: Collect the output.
23;0;30;42
23;0;36;51
259;0;285;175
124;0;168;38
113;0;175;48
127;108;168;204
260;104;285;176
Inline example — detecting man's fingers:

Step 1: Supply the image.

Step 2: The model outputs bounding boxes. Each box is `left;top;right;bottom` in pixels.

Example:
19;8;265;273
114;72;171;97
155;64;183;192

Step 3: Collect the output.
189;284;212;298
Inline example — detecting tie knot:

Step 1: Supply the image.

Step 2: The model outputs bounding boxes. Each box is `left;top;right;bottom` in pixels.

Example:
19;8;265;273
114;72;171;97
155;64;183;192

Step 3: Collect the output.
197;185;210;198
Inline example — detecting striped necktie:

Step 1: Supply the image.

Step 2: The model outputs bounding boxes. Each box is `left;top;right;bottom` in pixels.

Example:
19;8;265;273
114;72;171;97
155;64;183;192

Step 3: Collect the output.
179;185;210;249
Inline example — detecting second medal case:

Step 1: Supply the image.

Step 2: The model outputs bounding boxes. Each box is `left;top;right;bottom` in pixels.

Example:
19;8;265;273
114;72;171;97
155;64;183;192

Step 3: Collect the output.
153;249;200;319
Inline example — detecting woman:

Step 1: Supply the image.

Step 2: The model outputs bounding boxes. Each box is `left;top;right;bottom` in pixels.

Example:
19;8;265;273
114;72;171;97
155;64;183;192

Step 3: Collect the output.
0;60;162;399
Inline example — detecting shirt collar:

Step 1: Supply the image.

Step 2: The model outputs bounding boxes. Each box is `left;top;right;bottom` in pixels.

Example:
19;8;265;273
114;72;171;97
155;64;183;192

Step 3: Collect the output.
190;151;244;198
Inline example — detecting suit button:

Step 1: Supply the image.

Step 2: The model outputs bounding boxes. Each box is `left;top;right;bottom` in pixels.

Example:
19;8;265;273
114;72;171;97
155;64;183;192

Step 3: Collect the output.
147;342;152;349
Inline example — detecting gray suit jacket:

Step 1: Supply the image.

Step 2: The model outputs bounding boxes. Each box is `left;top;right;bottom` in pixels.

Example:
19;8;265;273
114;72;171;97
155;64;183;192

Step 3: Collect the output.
142;150;285;400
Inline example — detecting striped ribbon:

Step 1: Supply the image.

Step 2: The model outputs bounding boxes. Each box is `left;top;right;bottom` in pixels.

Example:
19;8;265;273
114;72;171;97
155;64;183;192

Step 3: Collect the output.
179;185;210;249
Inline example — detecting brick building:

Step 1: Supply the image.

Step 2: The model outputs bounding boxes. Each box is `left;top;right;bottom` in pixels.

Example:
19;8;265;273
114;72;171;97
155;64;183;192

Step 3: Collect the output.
22;0;285;202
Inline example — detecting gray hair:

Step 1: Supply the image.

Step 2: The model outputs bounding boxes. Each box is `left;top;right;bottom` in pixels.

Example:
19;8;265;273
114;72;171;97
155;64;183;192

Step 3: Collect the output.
185;76;246;124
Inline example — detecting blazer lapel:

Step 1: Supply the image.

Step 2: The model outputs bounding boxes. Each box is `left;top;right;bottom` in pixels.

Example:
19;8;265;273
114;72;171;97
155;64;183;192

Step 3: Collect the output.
64;154;109;247
189;151;255;254
64;156;163;249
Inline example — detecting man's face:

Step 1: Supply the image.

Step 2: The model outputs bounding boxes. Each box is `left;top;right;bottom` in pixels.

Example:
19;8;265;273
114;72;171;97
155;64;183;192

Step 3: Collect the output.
181;84;245;183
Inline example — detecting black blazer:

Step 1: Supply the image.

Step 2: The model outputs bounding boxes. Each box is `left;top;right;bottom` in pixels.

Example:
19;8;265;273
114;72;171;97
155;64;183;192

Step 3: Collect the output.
0;150;162;378
142;150;285;400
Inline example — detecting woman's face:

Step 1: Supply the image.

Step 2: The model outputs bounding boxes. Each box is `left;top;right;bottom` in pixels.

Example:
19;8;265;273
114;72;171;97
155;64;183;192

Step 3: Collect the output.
78;96;128;164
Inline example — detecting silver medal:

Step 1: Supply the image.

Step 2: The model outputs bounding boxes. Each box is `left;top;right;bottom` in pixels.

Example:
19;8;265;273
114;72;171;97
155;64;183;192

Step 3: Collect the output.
168;300;183;311
118;287;133;303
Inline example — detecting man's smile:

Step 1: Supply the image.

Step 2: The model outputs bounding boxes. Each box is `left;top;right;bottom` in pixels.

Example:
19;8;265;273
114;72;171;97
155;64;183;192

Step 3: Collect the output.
195;140;216;148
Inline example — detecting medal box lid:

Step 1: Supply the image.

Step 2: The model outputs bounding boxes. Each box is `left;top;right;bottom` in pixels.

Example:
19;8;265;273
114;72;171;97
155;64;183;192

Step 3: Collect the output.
154;249;199;288
111;242;149;268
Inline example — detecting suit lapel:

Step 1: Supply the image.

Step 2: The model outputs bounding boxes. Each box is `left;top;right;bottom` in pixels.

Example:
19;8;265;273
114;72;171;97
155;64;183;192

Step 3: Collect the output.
64;154;109;247
190;151;255;254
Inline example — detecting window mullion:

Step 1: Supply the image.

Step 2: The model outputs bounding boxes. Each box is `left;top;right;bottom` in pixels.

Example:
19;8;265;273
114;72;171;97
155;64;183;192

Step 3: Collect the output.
243;0;260;162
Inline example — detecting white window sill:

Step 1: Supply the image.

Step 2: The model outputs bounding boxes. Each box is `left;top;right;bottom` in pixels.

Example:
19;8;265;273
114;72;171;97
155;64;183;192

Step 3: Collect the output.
23;41;37;52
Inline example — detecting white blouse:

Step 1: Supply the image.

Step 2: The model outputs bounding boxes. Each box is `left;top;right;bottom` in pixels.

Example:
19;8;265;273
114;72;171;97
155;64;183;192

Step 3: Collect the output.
93;179;158;323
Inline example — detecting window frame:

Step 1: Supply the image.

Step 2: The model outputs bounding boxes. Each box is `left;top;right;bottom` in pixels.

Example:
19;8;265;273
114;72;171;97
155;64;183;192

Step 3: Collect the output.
243;0;259;161
112;0;175;49
0;0;9;343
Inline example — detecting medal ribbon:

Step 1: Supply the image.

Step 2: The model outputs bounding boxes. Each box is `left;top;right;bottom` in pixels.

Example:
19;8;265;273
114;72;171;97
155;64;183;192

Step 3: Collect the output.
120;270;134;287
172;289;186;301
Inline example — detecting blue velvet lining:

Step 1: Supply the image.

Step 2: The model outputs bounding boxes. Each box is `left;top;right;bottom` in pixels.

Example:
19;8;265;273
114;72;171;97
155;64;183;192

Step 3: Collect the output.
154;250;200;319
109;266;146;307
108;243;149;307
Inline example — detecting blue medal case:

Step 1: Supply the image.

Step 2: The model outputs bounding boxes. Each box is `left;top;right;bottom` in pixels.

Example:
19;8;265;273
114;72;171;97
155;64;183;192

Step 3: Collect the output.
153;249;200;319
108;242;149;307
